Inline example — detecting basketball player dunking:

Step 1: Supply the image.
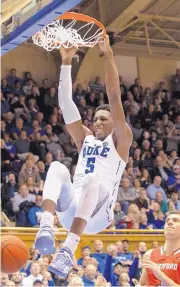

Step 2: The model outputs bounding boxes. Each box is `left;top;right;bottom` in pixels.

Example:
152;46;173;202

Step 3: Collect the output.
138;211;180;286
35;35;132;277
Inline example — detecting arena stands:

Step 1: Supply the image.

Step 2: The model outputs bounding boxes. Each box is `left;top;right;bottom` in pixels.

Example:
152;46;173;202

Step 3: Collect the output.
1;67;180;286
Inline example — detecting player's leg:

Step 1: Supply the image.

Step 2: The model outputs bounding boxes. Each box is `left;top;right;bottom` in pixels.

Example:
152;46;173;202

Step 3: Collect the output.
49;173;109;277
71;173;102;234
35;161;73;254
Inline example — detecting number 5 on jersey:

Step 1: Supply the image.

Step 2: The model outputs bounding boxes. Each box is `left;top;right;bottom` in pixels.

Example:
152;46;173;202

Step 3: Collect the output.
85;157;96;174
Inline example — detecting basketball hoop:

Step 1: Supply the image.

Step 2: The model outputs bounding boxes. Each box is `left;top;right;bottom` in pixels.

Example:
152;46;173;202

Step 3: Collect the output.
32;12;106;51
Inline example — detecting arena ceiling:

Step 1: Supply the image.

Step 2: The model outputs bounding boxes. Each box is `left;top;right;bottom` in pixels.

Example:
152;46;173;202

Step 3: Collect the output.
76;0;180;60
2;0;180;60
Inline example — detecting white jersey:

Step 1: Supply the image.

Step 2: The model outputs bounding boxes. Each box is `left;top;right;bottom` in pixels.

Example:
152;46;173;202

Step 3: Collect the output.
73;134;127;200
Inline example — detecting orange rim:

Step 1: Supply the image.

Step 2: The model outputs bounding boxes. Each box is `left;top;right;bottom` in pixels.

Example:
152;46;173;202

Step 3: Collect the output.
57;12;106;37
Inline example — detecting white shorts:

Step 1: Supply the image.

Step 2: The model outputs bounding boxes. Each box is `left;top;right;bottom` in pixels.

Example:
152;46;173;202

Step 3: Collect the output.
55;183;114;234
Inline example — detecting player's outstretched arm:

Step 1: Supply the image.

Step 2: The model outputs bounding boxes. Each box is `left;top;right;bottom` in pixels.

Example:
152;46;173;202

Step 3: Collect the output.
99;36;133;162
58;47;92;152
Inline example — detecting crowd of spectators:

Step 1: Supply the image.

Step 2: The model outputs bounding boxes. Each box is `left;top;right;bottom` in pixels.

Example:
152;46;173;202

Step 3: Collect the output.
1;66;180;286
0;239;160;287
1;67;180;229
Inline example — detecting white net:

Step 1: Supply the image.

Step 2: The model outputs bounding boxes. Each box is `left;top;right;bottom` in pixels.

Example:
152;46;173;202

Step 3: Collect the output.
32;18;105;51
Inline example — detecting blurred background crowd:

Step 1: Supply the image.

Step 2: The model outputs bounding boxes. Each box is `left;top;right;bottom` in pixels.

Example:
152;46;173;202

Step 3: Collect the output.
0;239;160;287
1;67;180;229
1;67;180;286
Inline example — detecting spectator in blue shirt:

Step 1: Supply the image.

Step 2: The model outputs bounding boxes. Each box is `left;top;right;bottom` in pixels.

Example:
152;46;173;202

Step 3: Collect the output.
1;173;18;217
1;92;10;114
12;80;24;96
167;165;180;193
15;130;30;160
28;195;43;226
147;202;165;229
91;240;107;275
7;68;22;88
170;191;180;210
3;133;16;160
81;256;92;269
139;212;153;229
1;78;12;95
27;120;45;138
109;262;125;286
77;246;91;266
118;240;134;263
104;245;139;286
10;118;24;140
82;264;97;286
4;111;14;133
147;176;167;201
104;244;120;281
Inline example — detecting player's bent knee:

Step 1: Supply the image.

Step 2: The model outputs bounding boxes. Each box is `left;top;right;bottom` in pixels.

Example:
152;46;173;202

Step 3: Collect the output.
49;161;61;170
49;161;69;174
49;161;63;169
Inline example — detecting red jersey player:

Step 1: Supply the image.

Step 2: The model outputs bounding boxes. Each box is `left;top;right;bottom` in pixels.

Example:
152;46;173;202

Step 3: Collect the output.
139;211;180;287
